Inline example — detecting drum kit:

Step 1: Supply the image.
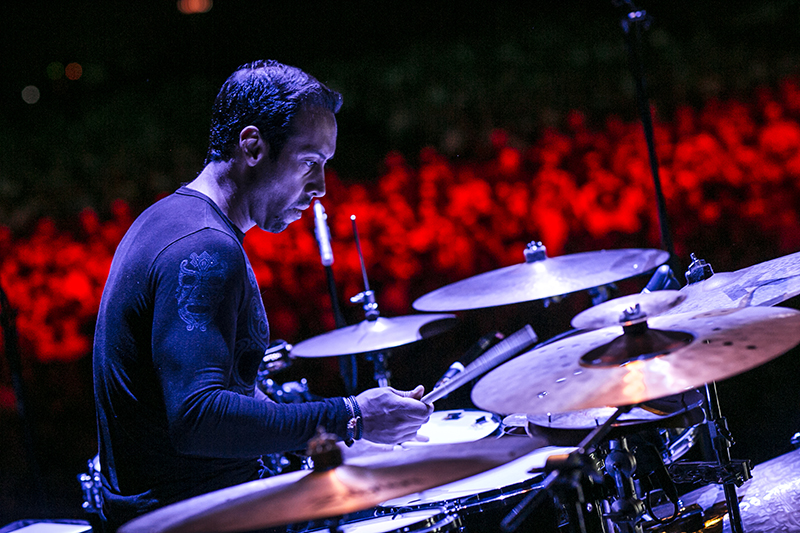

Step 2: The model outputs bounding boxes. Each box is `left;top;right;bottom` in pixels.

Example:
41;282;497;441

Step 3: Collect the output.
117;241;800;533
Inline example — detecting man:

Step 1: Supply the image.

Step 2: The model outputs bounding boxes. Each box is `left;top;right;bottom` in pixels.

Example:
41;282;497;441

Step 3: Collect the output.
93;60;432;531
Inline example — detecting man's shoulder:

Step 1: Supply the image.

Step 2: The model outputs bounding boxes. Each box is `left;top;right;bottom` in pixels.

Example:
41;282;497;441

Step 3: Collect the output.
131;190;240;245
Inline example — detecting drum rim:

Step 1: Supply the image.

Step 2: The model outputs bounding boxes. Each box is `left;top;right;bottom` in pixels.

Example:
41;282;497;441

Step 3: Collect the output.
378;474;544;515
303;508;461;533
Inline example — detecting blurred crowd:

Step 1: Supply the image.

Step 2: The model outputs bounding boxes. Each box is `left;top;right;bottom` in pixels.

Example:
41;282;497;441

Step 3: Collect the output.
2;77;800;409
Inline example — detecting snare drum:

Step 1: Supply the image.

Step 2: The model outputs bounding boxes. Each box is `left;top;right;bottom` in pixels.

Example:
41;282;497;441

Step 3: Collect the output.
401;409;500;447
300;508;461;533
380;446;575;531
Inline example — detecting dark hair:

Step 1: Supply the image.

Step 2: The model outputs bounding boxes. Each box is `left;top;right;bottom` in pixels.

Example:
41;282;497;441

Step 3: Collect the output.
204;60;342;164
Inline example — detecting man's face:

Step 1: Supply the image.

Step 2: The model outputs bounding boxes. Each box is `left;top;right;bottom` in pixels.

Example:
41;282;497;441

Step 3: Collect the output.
249;105;337;233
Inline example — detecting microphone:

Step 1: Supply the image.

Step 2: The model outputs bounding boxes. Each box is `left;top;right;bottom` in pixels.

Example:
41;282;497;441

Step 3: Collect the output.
313;200;333;266
434;362;466;390
641;264;680;293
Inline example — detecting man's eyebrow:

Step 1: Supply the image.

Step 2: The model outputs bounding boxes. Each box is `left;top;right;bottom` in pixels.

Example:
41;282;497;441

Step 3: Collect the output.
300;149;334;160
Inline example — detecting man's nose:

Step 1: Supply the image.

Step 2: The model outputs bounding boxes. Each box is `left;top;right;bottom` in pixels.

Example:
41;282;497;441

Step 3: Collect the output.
306;167;326;198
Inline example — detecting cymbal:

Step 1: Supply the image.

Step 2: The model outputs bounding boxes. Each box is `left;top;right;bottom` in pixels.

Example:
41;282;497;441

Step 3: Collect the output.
664;249;800;316
290;314;457;357
118;436;547;533
412;248;669;312
527;389;705;430
571;290;686;330
472;306;800;415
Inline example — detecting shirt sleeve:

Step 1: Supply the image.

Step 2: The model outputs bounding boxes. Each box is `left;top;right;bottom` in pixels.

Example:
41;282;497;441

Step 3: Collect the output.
150;228;348;458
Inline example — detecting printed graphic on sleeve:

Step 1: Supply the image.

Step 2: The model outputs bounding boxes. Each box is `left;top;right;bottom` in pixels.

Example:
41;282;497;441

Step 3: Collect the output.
176;251;227;331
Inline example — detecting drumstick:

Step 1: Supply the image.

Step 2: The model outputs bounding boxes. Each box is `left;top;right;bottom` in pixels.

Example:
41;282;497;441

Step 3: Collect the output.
422;325;538;404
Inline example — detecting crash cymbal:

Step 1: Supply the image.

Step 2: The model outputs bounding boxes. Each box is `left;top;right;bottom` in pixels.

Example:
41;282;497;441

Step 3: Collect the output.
412;246;669;312
118;436;547;533
472;306;800;416
571;290;686;330
290;314;457;357
664;250;800;316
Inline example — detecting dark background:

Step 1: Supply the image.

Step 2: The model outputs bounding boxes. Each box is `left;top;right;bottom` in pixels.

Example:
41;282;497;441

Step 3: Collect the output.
2;0;800;527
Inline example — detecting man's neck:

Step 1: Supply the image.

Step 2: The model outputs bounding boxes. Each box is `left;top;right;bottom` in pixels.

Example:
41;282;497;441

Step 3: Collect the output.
185;162;253;233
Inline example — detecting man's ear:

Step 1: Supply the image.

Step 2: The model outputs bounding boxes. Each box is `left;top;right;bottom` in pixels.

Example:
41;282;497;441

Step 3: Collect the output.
239;126;268;165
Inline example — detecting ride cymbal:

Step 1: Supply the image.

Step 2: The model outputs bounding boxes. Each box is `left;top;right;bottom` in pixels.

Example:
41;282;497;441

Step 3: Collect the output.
412;247;669;312
118;436;547;533
472;306;800;416
290;314;457;357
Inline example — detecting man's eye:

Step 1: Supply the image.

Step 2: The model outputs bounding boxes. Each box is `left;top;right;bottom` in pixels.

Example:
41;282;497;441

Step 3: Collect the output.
305;161;317;168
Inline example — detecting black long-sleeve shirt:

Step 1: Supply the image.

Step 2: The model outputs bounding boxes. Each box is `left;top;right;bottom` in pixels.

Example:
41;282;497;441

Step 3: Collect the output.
93;187;348;529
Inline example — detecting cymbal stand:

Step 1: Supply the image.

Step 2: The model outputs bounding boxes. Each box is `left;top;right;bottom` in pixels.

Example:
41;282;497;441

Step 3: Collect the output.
605;436;645;533
349;215;391;387
661;255;750;532
501;405;634;533
703;382;747;532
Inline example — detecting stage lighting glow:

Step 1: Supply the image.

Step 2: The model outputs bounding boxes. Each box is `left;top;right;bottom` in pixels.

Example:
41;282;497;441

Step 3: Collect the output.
177;0;212;14
46;62;64;80
21;85;40;104
65;62;83;81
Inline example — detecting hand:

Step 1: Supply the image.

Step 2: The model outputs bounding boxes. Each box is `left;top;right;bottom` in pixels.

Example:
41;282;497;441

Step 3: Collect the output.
355;385;434;444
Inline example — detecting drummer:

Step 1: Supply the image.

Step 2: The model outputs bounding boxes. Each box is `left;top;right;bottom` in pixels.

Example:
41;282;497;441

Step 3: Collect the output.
92;60;433;532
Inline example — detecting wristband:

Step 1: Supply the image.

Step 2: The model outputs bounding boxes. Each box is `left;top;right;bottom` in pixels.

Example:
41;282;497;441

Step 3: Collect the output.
349;395;363;441
343;396;361;447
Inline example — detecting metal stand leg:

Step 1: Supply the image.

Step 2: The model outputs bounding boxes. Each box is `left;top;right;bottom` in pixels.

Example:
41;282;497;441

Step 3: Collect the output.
705;381;746;533
366;352;391;388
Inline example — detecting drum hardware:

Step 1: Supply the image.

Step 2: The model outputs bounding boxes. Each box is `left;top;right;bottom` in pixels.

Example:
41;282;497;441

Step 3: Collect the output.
589;283;618;307
646;448;800;532
118;431;549;533
380;445;578;533
257;340;293;381
473;300;800;532
605;437;646;533
680;256;747;533
501;405;633;533
411;244;669;312
78;456;103;516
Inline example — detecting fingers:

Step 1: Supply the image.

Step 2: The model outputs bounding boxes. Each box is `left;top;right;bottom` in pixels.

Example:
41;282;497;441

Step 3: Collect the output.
390;385;426;400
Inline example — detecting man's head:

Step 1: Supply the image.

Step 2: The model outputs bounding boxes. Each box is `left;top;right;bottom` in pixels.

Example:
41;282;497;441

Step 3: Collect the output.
205;60;342;165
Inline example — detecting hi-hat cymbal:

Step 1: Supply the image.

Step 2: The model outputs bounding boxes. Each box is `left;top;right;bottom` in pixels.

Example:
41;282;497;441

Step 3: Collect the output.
664;249;800;316
118;436;547;533
290;314;457;357
472;306;800;416
571;290;686;330
412;248;669;312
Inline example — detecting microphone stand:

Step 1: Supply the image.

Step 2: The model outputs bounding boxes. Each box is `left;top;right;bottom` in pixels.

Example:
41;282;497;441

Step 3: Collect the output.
313;201;357;395
614;7;749;530
614;0;679;276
